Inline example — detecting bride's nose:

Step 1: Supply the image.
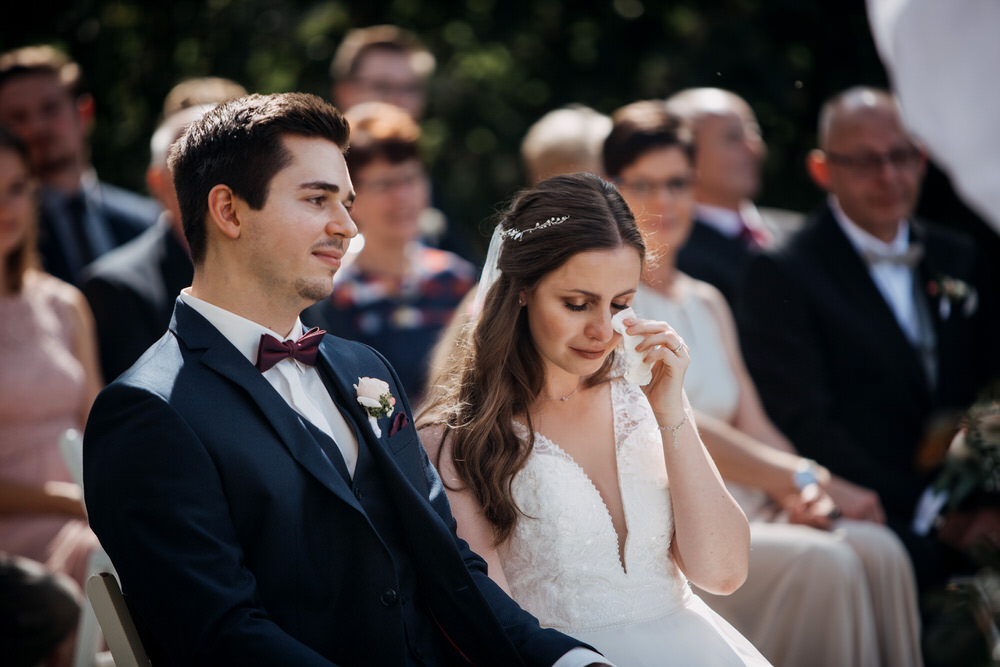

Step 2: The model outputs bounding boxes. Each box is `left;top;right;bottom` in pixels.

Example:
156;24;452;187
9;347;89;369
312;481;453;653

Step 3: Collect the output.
585;309;614;342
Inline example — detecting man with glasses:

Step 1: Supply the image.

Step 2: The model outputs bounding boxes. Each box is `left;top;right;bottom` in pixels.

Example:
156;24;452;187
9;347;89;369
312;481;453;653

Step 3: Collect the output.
736;86;1000;589
665;88;803;312
329;25;434;121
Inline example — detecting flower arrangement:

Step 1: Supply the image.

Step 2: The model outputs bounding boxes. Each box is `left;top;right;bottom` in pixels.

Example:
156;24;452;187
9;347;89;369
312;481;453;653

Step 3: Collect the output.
354;377;395;437
934;399;1000;511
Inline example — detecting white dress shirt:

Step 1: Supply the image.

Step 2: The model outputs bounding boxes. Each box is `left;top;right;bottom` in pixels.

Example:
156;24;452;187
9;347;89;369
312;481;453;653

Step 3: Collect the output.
830;197;922;344
179;290;359;475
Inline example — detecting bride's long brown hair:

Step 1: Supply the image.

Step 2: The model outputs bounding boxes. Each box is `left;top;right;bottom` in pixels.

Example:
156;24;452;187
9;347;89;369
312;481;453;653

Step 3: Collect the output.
418;172;644;544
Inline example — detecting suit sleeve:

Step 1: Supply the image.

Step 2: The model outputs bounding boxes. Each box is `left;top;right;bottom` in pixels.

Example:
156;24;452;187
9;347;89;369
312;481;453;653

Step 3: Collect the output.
736;252;924;507
84;384;338;667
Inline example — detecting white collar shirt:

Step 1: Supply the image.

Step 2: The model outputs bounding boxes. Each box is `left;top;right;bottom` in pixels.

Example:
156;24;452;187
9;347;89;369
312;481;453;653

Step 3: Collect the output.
179;290;358;476
829;196;921;344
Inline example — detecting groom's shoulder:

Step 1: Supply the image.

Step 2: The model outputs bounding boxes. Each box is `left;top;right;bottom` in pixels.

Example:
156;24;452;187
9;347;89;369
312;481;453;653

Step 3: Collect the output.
320;331;392;370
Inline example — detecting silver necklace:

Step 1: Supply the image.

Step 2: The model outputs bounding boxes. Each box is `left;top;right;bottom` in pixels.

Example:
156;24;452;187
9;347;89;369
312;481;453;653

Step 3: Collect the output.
543;378;582;402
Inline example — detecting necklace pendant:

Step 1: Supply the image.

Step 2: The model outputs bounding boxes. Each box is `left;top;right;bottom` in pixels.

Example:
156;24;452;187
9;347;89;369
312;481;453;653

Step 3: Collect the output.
560;396;569;402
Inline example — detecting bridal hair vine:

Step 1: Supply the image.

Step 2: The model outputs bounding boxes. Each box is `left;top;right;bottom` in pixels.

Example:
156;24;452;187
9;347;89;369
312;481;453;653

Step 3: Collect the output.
500;215;570;241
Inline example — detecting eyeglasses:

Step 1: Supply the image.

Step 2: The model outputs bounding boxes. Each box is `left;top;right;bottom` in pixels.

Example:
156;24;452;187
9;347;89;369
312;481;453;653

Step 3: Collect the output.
824;147;922;177
356;169;426;195
615;176;693;198
351;78;423;98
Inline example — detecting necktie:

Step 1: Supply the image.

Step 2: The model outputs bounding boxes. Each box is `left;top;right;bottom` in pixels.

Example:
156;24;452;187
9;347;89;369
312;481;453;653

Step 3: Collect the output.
255;327;326;372
737;216;770;249
67;193;96;267
860;243;925;268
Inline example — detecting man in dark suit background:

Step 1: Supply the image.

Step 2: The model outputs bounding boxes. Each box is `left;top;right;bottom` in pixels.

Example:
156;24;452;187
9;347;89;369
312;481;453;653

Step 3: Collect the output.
81;106;205;382
666;88;802;312
0;45;160;285
84;92;602;666
736;86;1000;587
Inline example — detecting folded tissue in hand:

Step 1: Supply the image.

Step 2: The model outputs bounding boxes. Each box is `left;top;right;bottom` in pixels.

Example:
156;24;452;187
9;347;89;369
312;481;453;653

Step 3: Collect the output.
611;307;653;386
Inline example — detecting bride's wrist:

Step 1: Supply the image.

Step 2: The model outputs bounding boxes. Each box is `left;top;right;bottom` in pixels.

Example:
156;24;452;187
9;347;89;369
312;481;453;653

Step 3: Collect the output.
654;410;689;448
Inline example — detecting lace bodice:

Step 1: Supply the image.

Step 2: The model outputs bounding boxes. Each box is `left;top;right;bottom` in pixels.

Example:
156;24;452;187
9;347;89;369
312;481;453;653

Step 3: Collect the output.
501;376;690;633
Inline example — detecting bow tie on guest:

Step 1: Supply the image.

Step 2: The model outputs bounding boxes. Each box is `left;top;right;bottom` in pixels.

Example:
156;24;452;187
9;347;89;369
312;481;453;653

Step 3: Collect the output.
860;243;925;269
255;327;326;372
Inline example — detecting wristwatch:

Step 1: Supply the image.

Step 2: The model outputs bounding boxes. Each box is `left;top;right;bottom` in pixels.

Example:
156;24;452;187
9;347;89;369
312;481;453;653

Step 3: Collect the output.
793;459;821;490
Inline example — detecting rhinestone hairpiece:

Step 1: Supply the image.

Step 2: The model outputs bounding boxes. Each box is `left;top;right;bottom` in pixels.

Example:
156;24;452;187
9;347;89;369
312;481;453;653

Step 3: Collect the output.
500;215;570;241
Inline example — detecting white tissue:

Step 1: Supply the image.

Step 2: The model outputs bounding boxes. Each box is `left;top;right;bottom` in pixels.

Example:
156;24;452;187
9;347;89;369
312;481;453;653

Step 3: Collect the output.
611;307;653;386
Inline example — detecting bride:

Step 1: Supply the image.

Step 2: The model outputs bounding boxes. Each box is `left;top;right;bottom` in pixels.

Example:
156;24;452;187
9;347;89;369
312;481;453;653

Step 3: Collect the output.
418;172;771;665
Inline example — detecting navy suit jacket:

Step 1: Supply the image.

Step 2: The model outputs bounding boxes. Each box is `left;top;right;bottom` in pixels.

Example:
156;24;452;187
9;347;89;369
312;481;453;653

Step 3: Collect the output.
39;180;160;285
84;300;583;666
677;208;804;313
81;219;193;382
736;204;1000;523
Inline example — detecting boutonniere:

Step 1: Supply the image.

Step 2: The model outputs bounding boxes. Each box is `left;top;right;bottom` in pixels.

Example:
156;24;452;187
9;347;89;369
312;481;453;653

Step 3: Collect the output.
926;274;978;319
354;377;395;437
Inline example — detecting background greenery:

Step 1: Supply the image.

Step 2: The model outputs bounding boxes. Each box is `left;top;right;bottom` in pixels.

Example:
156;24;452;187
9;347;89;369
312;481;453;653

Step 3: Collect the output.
5;0;995;260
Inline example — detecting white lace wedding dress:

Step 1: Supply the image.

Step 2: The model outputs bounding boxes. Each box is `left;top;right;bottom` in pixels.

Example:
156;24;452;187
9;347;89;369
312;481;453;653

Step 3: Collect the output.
502;376;771;666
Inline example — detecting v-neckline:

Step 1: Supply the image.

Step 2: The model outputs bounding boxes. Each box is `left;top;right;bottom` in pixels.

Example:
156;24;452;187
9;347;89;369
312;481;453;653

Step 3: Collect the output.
519;380;630;573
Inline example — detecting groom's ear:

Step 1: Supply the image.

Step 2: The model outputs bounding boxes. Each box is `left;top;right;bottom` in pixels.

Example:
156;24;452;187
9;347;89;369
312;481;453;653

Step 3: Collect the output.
207;184;242;242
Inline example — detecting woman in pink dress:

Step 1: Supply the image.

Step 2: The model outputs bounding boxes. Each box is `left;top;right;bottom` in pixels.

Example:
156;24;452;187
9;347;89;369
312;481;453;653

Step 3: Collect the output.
0;124;102;588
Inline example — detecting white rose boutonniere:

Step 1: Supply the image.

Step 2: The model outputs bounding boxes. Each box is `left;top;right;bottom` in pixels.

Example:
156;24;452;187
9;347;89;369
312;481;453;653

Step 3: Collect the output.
354;377;396;437
927;274;978;320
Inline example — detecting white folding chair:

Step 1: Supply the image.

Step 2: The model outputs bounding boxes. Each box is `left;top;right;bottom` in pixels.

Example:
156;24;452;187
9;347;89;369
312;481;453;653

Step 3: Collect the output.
86;573;151;667
59;428;115;667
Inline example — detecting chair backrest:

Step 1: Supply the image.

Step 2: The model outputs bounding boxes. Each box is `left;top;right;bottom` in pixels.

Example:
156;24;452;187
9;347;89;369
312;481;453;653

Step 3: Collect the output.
85;573;151;667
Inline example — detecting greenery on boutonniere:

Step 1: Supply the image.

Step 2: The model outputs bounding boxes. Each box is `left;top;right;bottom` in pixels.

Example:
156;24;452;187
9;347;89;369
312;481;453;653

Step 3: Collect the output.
927;274;978;319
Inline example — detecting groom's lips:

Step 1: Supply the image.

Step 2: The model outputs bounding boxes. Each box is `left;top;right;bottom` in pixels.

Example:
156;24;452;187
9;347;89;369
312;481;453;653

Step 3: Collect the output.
313;247;345;269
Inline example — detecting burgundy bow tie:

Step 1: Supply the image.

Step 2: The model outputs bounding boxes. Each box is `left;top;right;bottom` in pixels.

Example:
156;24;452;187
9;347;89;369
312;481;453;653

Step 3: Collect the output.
255;327;326;372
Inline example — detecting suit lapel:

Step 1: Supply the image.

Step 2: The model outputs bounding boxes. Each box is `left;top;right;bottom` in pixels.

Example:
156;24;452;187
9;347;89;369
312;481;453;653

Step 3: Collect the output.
811;209;932;392
171;302;363;512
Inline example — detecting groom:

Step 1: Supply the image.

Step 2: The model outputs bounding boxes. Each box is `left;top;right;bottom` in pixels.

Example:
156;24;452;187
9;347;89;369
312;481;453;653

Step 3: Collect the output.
83;93;602;666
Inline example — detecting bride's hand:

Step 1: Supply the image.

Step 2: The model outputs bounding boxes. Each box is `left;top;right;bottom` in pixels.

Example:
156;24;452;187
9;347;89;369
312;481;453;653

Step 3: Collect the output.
620;316;689;419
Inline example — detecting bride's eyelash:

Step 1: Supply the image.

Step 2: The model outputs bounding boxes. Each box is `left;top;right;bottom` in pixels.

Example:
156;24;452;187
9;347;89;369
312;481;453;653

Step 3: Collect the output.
564;302;630;312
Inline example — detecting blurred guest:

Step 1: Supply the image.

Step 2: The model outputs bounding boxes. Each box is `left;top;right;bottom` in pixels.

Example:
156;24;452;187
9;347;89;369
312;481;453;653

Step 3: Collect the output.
737;87;1000;588
161;75;247;118
81;106;208;381
607;100;922;667
329;26;477;261
330;24;434;121
303;102;475;401
0;125;102;588
665;88;802;311
0;552;79;667
0;46;159;285
520;104;611;185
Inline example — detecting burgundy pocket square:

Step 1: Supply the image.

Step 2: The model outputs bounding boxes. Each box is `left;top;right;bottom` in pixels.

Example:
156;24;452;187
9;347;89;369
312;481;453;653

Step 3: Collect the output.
389;412;409;436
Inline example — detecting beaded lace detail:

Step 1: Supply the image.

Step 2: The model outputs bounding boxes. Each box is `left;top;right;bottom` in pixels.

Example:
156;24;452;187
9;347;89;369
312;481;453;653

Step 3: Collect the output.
502;376;690;633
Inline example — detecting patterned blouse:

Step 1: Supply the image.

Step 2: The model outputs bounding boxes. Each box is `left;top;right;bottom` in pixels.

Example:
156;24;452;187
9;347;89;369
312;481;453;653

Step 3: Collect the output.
325;245;476;400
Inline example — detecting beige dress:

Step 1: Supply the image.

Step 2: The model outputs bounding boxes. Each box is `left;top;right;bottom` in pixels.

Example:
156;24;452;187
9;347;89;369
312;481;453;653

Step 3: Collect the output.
0;271;100;586
634;282;922;667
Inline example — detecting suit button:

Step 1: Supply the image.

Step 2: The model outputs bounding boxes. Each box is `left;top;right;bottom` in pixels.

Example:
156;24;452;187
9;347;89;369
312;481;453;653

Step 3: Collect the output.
380;588;398;606
353;486;363;500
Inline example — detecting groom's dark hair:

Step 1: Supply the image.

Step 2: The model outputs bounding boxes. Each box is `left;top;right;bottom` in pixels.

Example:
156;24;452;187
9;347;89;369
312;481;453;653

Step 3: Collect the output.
168;92;351;263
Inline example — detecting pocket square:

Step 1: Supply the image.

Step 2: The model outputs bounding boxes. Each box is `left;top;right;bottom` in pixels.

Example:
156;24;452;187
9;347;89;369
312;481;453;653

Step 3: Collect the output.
389;412;409;436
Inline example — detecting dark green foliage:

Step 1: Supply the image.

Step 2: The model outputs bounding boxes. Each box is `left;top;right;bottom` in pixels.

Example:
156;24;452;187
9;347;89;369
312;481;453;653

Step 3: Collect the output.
7;0;989;259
